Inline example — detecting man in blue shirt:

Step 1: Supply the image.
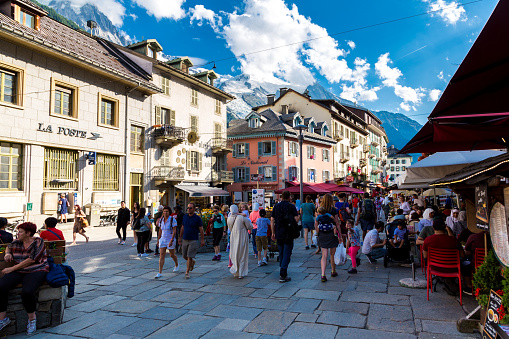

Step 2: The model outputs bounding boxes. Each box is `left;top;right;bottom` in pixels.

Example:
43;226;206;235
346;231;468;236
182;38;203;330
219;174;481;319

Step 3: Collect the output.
178;203;205;279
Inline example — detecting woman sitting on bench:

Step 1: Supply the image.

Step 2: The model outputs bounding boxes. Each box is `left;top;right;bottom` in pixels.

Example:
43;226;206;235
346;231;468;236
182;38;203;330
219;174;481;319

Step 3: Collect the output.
0;222;49;335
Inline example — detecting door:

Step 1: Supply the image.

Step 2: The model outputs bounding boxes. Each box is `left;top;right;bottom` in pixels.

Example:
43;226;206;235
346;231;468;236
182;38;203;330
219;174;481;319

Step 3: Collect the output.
129;173;143;209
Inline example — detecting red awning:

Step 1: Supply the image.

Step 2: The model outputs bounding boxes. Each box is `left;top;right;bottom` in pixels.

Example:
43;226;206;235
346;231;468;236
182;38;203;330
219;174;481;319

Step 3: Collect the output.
309;183;344;192
274;184;330;195
400;0;509;154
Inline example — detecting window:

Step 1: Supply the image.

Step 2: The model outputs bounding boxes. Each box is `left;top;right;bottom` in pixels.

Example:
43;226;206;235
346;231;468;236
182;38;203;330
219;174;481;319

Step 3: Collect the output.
93;154;119;191
288;166;299;181
323;170;330;182
308;121;316;133
98;94;119;128
322;125;328;136
190;115;198;133
289;141;298;157
258;165;277;181
0;62;24;106
214;123;222;138
396;160;400;164
258;141;276;156
233;143;249;158
390;159;394;164
160;147;171;166
15;6;38;29
215;99;221;115
322;149;330;162
402;166;406;171
402;159;406;164
293;116;302;127
0;142;23;190
51;78;78;119
43;148;78;190
186;150;202;172
161;76;170;96
396;166;400;171
307;169;316;182
235;167;246;181
391;167;394;171
249;118;259;128
155;107;175;126
130;126;144;153
191;88;198;106
307;146;316;159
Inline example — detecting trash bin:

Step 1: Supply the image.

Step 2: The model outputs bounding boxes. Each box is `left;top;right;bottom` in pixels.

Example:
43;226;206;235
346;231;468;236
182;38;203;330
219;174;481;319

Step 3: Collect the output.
84;203;101;227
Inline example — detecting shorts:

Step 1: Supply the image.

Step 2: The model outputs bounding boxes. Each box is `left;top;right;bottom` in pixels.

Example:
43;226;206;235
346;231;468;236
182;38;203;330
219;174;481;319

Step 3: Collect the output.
360;218;375;232
159;237;175;250
212;227;223;247
303;221;315;230
256;236;268;251
182;239;199;259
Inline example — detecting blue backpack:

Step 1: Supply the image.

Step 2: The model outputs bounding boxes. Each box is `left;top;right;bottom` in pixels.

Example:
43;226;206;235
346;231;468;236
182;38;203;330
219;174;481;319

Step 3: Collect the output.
46;258;76;298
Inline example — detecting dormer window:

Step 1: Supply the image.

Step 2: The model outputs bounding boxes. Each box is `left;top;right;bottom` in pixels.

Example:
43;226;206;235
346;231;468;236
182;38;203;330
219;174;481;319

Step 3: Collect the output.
14;6;39;29
249;118;259;128
322;125;328;136
308;121;316;133
293;116;302;127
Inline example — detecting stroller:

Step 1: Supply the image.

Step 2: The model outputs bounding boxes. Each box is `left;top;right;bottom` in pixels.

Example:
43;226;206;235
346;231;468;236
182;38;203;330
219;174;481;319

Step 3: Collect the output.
383;220;414;267
266;226;279;262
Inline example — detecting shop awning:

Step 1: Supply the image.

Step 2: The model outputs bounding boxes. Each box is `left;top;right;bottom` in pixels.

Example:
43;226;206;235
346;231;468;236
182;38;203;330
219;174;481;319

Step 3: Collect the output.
175;185;229;197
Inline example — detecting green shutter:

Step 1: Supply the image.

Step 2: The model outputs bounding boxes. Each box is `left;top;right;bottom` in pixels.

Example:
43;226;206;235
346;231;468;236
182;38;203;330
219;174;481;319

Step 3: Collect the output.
233;167;237;181
258;166;263;174
271;141;276;155
258;142;262;157
232;143;236;158
245;167;250;182
245;143;249;157
272;166;277;181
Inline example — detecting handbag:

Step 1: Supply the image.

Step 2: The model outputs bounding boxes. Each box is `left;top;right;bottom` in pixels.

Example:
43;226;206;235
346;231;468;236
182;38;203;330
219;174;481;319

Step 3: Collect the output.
81;217;89;227
132;218;141;230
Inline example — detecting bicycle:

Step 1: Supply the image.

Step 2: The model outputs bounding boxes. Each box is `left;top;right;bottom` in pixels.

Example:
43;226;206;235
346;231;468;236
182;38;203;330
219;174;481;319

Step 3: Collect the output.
99;211;118;227
7;218;24;233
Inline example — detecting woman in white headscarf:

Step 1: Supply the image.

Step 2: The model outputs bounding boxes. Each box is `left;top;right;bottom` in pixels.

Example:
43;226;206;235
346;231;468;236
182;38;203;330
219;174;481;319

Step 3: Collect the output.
228;205;253;279
418;208;435;232
447;209;462;237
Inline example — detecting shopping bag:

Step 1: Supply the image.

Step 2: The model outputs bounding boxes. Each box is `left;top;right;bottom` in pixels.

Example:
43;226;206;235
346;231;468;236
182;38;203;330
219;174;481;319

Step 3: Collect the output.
334;243;347;266
312;234;318;246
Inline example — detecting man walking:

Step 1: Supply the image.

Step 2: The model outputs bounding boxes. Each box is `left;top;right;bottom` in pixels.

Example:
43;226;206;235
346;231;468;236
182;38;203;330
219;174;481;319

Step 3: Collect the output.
355;192;376;239
178;203;205;279
116;201;130;245
271;191;299;283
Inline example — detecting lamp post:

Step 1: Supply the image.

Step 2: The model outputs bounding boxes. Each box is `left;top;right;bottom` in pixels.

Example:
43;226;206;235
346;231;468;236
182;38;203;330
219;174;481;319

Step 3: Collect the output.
294;124;307;204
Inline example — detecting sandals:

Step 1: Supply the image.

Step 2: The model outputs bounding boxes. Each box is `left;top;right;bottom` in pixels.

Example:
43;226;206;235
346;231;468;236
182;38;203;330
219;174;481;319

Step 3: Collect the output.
321;275;327;282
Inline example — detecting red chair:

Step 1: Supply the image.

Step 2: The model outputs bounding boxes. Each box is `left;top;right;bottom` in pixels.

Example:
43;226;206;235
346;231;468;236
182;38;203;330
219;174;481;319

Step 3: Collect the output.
426;247;462;305
420;245;425;273
474;248;486;271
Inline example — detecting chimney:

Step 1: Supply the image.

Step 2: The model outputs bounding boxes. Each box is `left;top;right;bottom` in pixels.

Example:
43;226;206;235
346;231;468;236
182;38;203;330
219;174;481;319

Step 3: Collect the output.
267;94;275;105
280;87;289;97
281;105;288;115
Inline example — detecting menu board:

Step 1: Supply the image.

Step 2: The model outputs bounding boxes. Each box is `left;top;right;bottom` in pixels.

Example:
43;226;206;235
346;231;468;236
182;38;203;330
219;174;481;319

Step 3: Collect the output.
484;290;509;339
476;182;489;230
490;202;509;267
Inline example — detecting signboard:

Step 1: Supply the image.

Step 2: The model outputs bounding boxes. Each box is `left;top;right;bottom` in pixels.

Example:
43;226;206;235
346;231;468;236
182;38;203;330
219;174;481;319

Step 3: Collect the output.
87;152;96;165
252;189;265;209
490;202;509;267
251;174;264;181
26;203;33;211
476;182;489;230
346;175;354;183
483;290;509;339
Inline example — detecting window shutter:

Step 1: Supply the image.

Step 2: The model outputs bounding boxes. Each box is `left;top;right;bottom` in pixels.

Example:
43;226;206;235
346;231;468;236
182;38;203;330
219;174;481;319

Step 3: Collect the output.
35;16;40;30
307;169;310;182
288;142;291;156
155;106;161;125
198;153;203;171
186;151;191;171
271;141;276;155
233;167;238;181
258;166;263;175
245;167;250;182
307;146;310;159
322;170;325;182
296;143;299;157
258;142;262;157
297;167;300;182
285;168;289;181
272;166;277;181
322;149;324;161
232;143;237;158
245;143;249;157
170;110;176;126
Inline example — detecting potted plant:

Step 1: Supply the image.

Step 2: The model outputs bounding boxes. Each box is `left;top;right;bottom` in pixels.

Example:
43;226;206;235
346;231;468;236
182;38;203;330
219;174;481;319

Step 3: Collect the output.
473;250;503;323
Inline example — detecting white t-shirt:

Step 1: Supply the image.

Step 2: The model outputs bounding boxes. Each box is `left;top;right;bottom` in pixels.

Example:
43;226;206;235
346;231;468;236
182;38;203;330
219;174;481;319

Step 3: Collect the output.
362;229;380;254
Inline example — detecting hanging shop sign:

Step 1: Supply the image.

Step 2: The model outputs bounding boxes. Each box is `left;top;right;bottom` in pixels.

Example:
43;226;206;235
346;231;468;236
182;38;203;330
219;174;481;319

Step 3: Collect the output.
475;182;489;230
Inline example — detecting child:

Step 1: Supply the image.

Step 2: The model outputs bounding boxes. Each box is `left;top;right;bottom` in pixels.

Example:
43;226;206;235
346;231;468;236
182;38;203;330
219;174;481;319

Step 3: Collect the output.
394;209;405;220
315;206;340;282
390;220;407;248
256;209;270;266
346;219;361;274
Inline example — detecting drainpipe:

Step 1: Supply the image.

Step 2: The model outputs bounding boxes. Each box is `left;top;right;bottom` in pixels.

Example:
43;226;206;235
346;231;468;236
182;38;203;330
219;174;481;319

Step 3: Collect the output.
124;82;140;202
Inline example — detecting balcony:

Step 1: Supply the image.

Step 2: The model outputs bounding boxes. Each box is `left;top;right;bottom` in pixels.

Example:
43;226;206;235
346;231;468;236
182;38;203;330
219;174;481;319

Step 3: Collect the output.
212;170;234;184
371;140;379;147
333;132;344;141
363;144;370;153
350;138;359;148
334;171;345;180
376;156;383;161
211;138;234;155
368;153;376;158
383;146;388;153
153;125;186;147
359;158;367;167
372;166;383;174
340;152;350;163
152;166;185;185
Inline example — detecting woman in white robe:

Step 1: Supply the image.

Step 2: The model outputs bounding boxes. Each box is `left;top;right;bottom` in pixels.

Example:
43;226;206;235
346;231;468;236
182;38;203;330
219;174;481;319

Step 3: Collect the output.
227;205;253;279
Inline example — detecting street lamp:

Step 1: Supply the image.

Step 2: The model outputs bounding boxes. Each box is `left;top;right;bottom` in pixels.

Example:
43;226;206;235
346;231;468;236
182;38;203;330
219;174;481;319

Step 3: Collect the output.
294;124;307;204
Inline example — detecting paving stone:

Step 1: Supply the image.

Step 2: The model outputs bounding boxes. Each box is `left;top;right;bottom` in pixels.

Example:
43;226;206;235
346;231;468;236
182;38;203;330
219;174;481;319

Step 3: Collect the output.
367;304;415;333
202;329;260;338
286;298;321;314
231;296;293;310
116;318;167;337
132;287;172;300
244;310;298;336
418;333;479;339
410;295;466;321
215;318;250;331
102;300;161;313
198;285;256;296
355;281;388;293
104;334;136;339
271;286;299;298
420;320;464;335
317;311;366;328
294;289;341;301
73;315;136;339
336;328;418;339
388;286;428;296
282;322;338;338
182;293;239;312
341;291;410;306
151;291;203;306
318;300;369;315
44;310;115;335
295;313;319;323
147;314;223;339
216;276;259;287
117;281;167;297
206;304;263;321
67;295;126;312
250;289;277;298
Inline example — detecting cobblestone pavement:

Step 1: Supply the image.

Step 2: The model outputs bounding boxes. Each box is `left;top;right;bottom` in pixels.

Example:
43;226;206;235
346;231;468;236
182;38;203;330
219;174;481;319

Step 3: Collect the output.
13;226;480;338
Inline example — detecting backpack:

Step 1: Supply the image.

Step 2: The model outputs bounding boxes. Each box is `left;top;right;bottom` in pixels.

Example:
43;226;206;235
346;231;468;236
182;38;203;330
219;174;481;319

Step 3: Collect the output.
46;258;70;288
282;205;301;239
360;199;375;220
133;218;142;230
338;202;351;223
318;214;335;232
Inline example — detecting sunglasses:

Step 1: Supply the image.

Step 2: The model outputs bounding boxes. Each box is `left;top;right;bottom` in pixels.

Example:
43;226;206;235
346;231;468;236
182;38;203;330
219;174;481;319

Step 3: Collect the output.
187;207;194;210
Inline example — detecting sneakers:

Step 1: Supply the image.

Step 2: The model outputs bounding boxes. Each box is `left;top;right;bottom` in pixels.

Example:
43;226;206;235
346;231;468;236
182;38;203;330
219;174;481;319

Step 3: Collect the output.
321;275;327;282
348;268;358;274
305;245;310;250
0;317;11;331
212;255;218;261
155;273;162;279
173;266;179;272
356;257;361;267
137;253;141;257
331;271;338;277
279;276;292;283
146;249;153;253
118;239;122;244
311;244;317;248
217;254;221;261
154;252;159;257
141;253;149;257
120;241;125;245
257;261;262;267
261;257;268;266
27;319;36;335
185;273;190;279
132;243;137;247
366;255;377;264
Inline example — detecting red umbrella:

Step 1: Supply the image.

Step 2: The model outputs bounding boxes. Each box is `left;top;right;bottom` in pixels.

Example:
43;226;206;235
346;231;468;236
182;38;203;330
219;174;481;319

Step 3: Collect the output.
309;183;343;192
336;186;365;194
274;184;330;195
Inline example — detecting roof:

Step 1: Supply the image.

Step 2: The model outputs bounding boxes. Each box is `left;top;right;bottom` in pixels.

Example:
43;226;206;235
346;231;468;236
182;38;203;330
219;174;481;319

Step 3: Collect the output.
16;0;47;15
430;152;509;186
388;153;412;159
0;9;160;93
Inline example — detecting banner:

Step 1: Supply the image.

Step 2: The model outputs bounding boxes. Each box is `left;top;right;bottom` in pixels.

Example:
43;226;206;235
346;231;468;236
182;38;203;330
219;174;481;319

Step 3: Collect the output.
252;189;265;209
475;182;489;230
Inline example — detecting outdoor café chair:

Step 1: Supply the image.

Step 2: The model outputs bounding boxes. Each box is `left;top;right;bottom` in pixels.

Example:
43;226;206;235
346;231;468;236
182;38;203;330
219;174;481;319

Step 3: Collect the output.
426;247;462;305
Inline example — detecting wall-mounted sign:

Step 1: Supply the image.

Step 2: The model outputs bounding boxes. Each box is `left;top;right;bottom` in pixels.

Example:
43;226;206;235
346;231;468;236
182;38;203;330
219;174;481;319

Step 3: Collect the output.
251;174;264;181
130;168;143;173
240;160;270;165
87;152;96;165
475;182;489;230
37;123;101;140
346;175;354;183
252;189;265;209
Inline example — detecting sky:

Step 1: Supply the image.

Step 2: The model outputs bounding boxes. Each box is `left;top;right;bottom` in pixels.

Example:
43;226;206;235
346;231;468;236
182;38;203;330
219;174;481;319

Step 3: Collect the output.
40;0;499;124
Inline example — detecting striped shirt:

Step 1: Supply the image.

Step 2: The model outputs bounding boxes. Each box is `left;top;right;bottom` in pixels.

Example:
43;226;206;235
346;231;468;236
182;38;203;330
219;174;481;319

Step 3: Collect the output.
8;237;49;273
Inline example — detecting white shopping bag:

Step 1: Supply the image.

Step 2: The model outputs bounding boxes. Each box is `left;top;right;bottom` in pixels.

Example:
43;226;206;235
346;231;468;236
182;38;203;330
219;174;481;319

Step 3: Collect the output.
334;243;347;266
312;234;318;246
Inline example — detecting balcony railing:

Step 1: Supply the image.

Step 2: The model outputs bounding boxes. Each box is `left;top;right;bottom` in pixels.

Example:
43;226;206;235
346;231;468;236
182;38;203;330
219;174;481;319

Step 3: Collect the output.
340;152;350;163
152;166;185;183
363;144;370;153
212;170;234;183
383;146;388;153
371;140;379;147
368;153;376;158
333;132;344;141
153;125;186;147
372;166;383;174
350;138;359;148
359;158;367;167
211;138;234;155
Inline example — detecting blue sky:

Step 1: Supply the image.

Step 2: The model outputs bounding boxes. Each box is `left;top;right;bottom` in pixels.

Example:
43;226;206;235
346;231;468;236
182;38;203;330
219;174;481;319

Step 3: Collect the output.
42;0;498;124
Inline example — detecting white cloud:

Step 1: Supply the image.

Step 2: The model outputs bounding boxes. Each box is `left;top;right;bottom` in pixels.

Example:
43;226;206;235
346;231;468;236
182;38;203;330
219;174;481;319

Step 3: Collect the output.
374;53;402;87
424;0;467;25
437;70;446;81
131;0;186;20
347;41;356;50
128;13;137;20
38;0;126;26
340;58;380;102
190;5;221;29
400;102;412;111
429;89;441;101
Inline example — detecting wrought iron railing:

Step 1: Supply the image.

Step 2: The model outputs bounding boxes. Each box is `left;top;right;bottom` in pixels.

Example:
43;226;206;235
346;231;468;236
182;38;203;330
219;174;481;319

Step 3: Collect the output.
211;138;234;150
152;166;185;181
212;170;234;182
153;125;186;140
